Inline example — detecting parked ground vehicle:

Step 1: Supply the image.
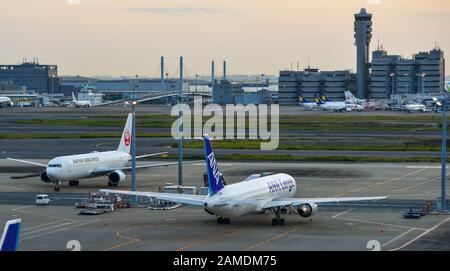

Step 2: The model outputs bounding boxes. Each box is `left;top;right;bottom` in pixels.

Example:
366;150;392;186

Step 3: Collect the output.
36;194;50;205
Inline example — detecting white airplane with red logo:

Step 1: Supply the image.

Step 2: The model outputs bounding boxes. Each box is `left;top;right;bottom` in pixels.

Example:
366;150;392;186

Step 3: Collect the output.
6;113;187;191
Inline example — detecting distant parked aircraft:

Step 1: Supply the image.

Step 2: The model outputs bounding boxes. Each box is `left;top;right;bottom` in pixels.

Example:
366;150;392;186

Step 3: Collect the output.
68;92;91;108
0;97;13;107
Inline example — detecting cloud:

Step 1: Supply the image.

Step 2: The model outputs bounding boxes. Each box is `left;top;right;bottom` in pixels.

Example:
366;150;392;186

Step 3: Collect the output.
125;7;238;15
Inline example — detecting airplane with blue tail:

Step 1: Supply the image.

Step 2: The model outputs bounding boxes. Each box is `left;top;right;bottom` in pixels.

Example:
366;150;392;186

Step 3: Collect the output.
101;135;385;226
298;93;318;109
1;219;21;251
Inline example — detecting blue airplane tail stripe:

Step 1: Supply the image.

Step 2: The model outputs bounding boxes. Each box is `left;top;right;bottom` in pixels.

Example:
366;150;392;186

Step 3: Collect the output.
203;135;224;195
1;219;21;251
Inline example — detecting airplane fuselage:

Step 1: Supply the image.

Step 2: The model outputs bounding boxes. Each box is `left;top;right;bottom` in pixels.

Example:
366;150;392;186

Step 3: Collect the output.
46;151;130;182
204;173;296;218
404;104;427;112
319;101;347;111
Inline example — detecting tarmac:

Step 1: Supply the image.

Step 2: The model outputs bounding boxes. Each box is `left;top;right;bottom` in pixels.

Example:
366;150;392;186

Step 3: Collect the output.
0;160;449;251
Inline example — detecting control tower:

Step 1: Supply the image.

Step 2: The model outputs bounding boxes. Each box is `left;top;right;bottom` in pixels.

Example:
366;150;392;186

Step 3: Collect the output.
354;8;372;98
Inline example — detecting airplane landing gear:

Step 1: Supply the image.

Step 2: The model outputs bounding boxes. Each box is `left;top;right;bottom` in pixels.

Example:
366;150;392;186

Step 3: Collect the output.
69;180;79;186
108;181;118;187
54;181;60;192
216;217;231;225
271;207;286;226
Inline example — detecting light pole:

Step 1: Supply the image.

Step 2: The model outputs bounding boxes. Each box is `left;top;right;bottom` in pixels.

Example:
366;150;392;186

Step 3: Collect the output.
261;74;265;91
439;100;447;212
130;75;138;205
131;99;137;205
178;57;183;187
195;74;198;93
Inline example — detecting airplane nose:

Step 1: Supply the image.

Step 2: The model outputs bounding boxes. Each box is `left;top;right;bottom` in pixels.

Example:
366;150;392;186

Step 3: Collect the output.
46;168;59;181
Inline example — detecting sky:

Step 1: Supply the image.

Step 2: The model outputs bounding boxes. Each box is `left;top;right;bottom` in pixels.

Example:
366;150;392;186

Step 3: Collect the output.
0;0;449;77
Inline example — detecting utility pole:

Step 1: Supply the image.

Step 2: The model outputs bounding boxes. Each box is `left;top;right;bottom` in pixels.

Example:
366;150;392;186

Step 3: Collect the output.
441;100;447;212
178;57;183;187
131;75;138;205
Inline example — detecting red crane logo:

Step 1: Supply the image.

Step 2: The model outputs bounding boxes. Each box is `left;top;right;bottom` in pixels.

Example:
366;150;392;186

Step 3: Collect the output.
124;130;131;146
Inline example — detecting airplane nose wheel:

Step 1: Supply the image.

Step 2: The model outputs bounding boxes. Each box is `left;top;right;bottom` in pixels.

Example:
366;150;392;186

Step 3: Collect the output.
216;217;231;225
54;182;60;192
271;218;285;226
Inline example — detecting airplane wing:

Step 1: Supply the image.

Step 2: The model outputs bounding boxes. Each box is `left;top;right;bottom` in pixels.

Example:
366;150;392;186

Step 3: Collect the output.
90;160;202;175
6;158;47;167
135;152;168;159
262;196;386;210
99;189;206;206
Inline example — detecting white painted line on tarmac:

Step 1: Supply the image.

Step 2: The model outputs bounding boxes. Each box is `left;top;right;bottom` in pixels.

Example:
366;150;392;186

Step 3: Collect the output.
22;220;68;231
406;166;448;169
21;220;100;241
332;208;426;231
332;208;354;218
22;221;78;236
382;228;416;248
390;217;450;251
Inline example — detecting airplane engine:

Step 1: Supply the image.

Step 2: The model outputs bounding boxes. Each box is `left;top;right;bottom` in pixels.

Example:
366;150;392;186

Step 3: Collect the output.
40;171;52;183
108;170;126;185
297;203;318;218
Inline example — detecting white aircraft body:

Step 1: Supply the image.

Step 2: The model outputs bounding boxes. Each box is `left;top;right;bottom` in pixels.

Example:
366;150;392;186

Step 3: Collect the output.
314;95;347;112
68;92;91;108
6;114;189;191
403;103;427;112
102;135;385;226
0;97;13;107
400;97;428;112
344;90;374;109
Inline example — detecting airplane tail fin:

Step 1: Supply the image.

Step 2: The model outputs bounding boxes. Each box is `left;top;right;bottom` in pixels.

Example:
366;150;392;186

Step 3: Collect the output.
203;134;224;195
319;91;330;102
1;219;21;251
314;94;323;105
72;92;76;101
117;113;133;154
298;93;306;103
344;91;355;103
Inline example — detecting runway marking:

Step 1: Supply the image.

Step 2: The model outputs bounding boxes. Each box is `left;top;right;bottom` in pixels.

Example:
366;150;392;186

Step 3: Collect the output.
332;208;354;218
244;228;297;251
22;220;68;231
333;168;427;197
390;217;450;251
12;205;77;221
332;209;426;231
382;228;416;248
104;223;185;251
395;176;440;192
22;221;78;236
21;220;99;241
406;166;448;169
176;227;243;251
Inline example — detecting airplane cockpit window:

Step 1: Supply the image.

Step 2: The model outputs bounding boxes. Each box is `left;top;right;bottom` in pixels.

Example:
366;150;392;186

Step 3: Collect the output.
48;164;62;168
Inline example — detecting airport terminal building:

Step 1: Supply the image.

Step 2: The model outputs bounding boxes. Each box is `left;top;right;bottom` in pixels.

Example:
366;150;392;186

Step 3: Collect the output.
371;48;445;99
278;69;355;105
0;60;59;94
